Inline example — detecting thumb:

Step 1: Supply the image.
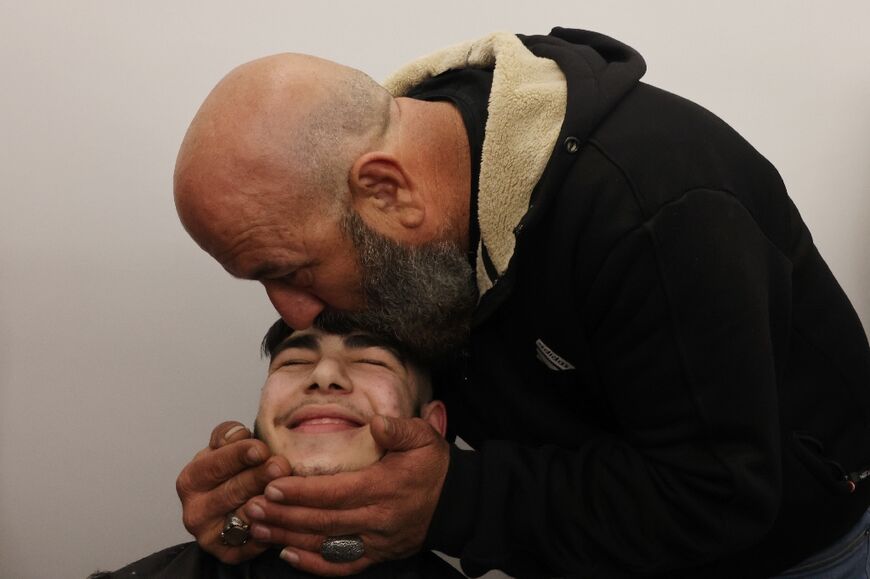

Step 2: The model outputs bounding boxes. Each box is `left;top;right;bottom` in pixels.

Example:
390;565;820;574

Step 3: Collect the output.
371;415;438;452
210;420;252;449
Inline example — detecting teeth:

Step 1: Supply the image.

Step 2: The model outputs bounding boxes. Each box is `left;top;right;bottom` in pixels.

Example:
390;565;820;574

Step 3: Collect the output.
294;417;358;427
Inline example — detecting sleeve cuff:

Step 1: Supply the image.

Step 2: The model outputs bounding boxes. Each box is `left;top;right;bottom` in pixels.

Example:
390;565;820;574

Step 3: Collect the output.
423;444;482;556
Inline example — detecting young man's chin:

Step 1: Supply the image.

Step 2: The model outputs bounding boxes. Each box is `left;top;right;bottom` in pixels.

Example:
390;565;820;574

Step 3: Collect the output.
267;427;385;475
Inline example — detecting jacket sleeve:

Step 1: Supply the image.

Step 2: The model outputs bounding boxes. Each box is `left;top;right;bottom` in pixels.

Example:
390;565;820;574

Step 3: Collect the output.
425;188;795;577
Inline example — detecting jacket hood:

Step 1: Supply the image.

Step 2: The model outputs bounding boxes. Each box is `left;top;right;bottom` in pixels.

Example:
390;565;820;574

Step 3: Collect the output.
384;28;645;298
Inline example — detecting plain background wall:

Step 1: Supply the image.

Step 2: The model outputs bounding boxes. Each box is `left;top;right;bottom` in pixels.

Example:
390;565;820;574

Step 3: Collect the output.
2;1;869;577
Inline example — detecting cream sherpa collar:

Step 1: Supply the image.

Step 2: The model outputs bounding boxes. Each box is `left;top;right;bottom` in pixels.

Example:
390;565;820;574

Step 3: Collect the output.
384;32;567;297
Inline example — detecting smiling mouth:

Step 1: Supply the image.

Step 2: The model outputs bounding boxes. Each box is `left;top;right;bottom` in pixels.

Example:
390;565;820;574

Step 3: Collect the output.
288;416;365;434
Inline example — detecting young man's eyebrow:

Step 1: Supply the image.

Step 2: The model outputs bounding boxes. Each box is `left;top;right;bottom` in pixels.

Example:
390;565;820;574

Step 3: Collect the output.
271;333;320;358
342;334;406;365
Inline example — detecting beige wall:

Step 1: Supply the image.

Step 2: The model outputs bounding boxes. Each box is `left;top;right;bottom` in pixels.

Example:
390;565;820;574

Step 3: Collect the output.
1;2;869;578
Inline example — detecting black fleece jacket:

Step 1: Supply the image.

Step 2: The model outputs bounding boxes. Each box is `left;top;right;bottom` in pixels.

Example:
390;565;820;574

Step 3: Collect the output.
418;28;870;578
93;542;462;579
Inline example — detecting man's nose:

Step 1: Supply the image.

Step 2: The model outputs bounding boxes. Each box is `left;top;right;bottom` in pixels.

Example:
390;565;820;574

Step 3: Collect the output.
262;281;326;329
307;358;352;393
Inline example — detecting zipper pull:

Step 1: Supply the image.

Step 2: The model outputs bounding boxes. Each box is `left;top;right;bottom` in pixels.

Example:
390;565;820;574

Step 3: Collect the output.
846;468;870;493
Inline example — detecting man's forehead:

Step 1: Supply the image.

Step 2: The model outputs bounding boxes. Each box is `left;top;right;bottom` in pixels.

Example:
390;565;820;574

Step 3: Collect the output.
175;155;322;278
178;199;295;276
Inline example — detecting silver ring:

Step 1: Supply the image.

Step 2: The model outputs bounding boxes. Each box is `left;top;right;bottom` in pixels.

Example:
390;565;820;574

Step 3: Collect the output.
320;534;365;563
220;512;250;547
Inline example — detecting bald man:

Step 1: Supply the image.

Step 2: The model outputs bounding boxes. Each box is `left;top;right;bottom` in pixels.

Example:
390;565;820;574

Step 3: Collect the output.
174;29;870;578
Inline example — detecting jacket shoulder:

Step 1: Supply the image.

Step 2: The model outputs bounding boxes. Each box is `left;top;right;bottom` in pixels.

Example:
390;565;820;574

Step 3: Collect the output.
588;82;787;219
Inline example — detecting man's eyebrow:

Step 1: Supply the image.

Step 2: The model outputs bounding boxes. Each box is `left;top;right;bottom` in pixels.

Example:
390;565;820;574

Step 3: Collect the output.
342;334;406;365
271;334;320;358
246;262;284;281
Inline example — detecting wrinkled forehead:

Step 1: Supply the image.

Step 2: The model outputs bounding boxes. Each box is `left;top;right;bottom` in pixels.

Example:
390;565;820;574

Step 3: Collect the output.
174;161;304;256
173;120;320;265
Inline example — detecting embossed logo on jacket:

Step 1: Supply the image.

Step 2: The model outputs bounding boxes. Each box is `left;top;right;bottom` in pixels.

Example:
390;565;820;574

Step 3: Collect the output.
536;339;575;371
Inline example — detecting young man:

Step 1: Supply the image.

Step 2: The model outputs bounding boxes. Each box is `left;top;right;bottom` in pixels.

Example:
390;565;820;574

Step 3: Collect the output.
93;320;461;578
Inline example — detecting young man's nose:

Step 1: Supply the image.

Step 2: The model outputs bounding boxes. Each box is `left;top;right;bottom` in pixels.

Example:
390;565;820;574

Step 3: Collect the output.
307;358;352;393
262;281;326;329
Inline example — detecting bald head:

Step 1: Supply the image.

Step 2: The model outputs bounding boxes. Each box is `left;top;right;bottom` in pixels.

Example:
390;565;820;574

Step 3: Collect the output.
174;53;393;259
172;52;475;339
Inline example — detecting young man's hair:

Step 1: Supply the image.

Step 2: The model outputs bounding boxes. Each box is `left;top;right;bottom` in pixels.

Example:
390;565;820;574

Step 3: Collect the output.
261;318;433;406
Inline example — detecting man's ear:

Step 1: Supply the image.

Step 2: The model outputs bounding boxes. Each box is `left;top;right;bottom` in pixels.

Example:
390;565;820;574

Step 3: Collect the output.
348;152;424;232
420;400;447;437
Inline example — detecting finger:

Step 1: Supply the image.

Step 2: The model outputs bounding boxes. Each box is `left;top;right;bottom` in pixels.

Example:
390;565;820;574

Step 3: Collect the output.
245;498;369;535
210;456;292;514
371;416;439;452
210;420;252;449
263;470;373;509
198;514;271;565
279;548;374;577
247;522;325;552
177;438;270;497
180;457;288;544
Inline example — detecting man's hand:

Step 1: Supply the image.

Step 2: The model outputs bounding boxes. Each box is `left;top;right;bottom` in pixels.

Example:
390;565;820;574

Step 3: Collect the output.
244;415;450;576
176;421;291;564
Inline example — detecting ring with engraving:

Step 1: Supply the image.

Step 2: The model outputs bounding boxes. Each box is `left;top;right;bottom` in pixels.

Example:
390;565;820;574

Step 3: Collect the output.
220;512;250;546
320;535;365;562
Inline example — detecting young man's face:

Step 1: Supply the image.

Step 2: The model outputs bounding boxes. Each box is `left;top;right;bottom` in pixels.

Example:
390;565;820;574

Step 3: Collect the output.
255;327;445;475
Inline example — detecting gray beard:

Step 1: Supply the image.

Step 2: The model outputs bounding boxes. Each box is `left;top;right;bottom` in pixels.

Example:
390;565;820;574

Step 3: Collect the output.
316;210;477;362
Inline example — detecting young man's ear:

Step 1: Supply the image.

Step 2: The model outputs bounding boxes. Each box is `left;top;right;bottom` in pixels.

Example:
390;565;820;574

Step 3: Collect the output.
420;400;447;437
348;152;424;232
